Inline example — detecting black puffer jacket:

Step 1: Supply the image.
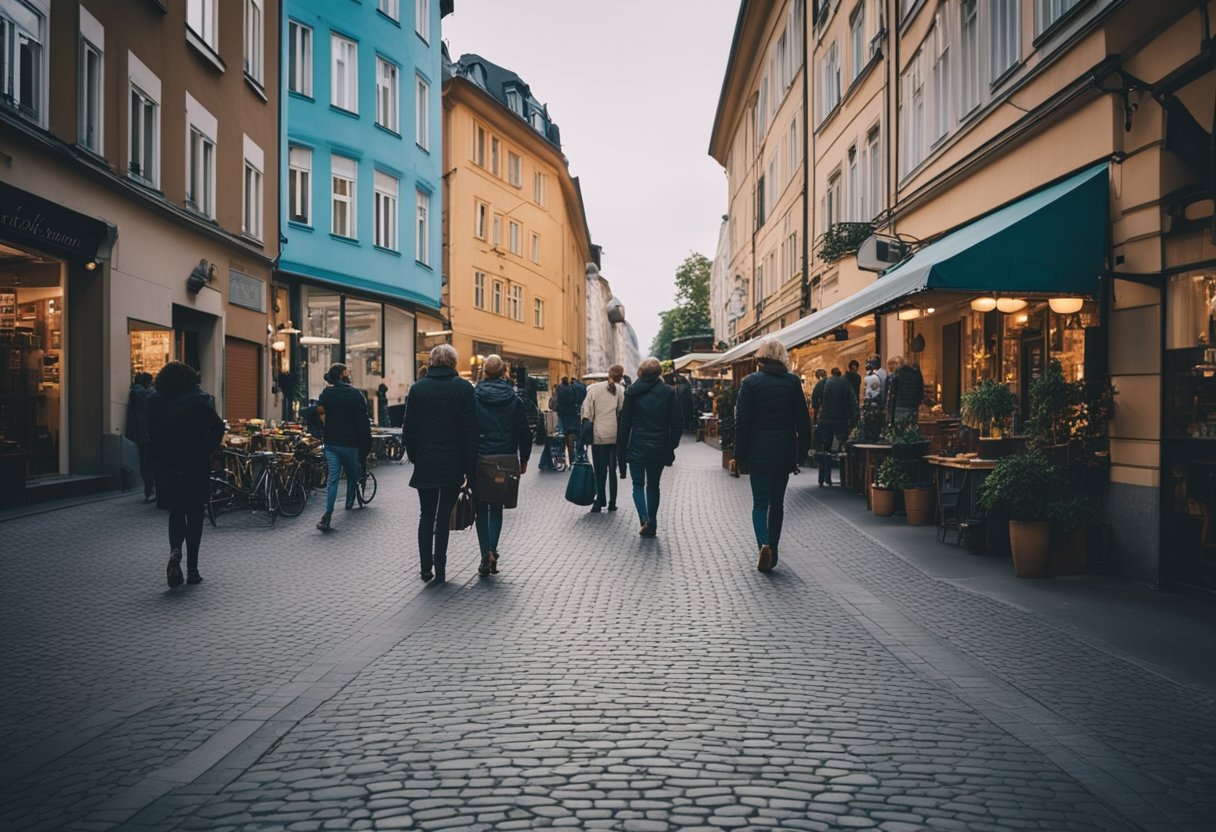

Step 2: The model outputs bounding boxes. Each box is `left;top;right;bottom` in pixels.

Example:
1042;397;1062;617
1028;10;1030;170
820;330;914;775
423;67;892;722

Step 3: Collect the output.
149;388;225;508
403;366;477;489
553;382;579;421
617;373;682;468
818;375;858;425
734;362;814;475
888;365;925;414
125;383;155;444
474;378;533;464
318;380;372;451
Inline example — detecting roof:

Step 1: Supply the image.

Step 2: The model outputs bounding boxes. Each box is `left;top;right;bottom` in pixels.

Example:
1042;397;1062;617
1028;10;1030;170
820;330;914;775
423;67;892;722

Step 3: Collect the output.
708;0;758;164
452;53;561;150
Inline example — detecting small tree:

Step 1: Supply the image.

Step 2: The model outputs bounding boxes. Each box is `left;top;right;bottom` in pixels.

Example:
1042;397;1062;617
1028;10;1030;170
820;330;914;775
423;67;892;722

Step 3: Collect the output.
650;252;712;359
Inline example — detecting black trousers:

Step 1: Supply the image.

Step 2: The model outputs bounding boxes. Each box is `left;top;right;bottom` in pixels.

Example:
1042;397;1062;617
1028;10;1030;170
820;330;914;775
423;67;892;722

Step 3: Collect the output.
817;421;847;483
138;442;154;497
590;444;618;507
417;486;460;575
168;506;204;573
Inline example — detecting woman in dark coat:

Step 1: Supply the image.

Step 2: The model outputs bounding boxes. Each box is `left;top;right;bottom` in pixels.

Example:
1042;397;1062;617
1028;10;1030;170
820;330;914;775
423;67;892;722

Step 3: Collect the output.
125;372;157;502
617;357;682;538
734;338;814;573
403;344;477;584
472;355;532;577
148;361;225;588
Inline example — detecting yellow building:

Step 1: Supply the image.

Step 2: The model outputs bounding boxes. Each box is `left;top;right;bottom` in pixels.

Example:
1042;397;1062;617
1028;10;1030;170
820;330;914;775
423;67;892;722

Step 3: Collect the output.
442;53;590;386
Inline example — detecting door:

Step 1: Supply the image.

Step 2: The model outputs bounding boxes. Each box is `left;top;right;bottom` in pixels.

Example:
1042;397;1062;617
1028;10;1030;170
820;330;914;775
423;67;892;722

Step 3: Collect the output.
942;321;961;416
224;337;261;421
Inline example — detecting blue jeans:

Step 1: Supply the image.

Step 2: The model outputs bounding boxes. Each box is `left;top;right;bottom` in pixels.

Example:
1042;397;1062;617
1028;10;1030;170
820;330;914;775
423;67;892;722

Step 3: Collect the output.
630;462;664;529
475;499;503;554
324;445;362;513
750;473;790;551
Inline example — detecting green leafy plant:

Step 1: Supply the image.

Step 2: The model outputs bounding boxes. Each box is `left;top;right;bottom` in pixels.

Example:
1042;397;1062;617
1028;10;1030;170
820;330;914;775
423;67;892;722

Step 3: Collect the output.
1027;360;1084;447
860;396;885;442
961;379;1018;437
875;457;909;490
820;222;874;262
977;450;1066;521
1050;490;1101;531
882;419;926;445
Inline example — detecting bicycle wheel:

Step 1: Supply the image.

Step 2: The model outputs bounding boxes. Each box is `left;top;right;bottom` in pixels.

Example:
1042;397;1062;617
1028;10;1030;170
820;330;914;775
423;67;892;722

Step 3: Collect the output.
277;471;307;517
357;470;377;505
208;477;239;525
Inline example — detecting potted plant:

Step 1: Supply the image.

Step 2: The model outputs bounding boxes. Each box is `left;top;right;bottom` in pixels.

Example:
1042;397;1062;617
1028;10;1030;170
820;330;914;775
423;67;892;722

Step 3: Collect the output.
903;478;934;526
1027;360;1083;464
872;457;906;517
884;420;930;461
1048;490;1100;576
977;450;1065;577
961;379;1018;457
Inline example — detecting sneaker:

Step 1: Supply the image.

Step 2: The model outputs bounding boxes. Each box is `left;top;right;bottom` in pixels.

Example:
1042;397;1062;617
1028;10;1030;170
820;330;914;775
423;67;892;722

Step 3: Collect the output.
186;571;203;585
421;570;434;582
640;523;656;538
167;549;184;589
316;511;332;532
757;544;774;572
433;570;446;585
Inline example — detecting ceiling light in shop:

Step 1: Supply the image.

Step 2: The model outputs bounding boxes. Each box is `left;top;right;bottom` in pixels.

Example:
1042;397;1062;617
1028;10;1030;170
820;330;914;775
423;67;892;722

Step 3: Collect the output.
926;307;936;314
1048;297;1085;314
897;308;921;321
996;298;1027;313
299;335;340;346
971;297;998;312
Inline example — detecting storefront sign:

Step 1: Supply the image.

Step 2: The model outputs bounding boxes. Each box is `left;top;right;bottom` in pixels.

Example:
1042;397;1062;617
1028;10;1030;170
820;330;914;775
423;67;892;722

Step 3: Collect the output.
228;270;266;312
0;182;111;261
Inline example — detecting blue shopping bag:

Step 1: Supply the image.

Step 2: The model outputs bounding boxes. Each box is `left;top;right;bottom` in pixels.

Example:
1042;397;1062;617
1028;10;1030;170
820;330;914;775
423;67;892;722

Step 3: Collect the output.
564;449;597;506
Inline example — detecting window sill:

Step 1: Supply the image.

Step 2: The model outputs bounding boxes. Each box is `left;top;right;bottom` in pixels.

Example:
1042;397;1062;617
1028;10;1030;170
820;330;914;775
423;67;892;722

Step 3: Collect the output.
127;172;162;194
377;9;402;26
184;204;218;224
415;260;433;270
841;52;881;109
898;0;929;31
374;122;402;139
415;30;430;47
288;90;314;102
240;231;265;246
288;220;313;231
814;100;843;136
329;233;361;246
1033;0;1096;49
416;142;430;154
186;27;226;73
330;104;360;119
244;74;268;102
990;59;1024;93
373;244;402;256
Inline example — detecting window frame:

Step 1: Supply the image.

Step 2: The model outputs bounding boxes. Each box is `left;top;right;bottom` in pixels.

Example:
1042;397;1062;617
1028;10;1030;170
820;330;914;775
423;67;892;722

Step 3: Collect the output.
375;56;399;133
508;220;521;256
529;232;540;264
1;1;47;125
533;297;544;328
79;23;104;154
187;0;218;51
242;134;264;240
533;170;547;206
474;200;488;239
330;33;358;114
331;154;357;239
287;20;313;97
492;279;503;316
508;151;522;187
415;189;430;266
850;4;865;82
378;0;400;22
474;271;486;309
186;127;216;218
989;0;1019;84
244;0;264;86
415;75;429;149
128;82;159;186
415;0;430;42
373;170;399;251
288;145;312;225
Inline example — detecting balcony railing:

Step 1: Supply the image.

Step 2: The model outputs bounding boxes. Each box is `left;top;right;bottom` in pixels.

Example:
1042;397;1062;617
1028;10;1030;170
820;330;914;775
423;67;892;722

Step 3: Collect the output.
820;221;874;263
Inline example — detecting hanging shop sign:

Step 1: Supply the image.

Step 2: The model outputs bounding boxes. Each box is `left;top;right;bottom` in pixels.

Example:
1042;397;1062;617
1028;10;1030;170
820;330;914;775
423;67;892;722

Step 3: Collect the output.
0;181;112;262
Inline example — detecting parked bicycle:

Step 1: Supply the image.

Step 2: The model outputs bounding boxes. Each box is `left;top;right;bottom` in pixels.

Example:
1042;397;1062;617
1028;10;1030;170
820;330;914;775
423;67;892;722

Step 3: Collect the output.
207;448;304;526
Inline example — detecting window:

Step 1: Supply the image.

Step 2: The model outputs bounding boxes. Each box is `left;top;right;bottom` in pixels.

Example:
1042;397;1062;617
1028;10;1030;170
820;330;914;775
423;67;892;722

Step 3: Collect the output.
818;41;840;123
242;135;264;239
331;34;358;112
474;200;487;239
958;0;979;115
530;111;545;133
415;75;429;148
930;18;950;144
287;21;312;96
900;52;925;175
128;80;158;184
755;75;768;141
492;213;502;246
533;171;547;206
767;157;777;210
533;297;544;327
415;0;430;42
376;57;398;131
505;88;521;113
415;189;430;265
825;172;841;230
865;127;880;219
187;128;215;217
508;220;521;255
378;0;399;21
490;136;500;175
79;10;104;153
756;175;766;228
244;0;263;85
754;263;764;304
331;154;356;238
187;0;217;51
474;271;485;309
1037;0;1083;33
530;232;540;263
473;123;486;166
508;152;521;187
850;5;865;81
847;146;859;221
1;0;45;122
492;280;503;315
374;171;398;250
990;0;1019;80
509;285;523;321
288;146;311;224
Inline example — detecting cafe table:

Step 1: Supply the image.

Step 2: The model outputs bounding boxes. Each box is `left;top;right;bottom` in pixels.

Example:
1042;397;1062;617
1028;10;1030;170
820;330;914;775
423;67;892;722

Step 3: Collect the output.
850;443;894;509
923;455;998;540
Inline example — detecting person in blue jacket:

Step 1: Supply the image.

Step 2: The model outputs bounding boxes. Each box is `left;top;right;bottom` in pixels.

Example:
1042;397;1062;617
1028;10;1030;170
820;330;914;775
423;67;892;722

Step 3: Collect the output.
472;355;532;577
617;357;682;538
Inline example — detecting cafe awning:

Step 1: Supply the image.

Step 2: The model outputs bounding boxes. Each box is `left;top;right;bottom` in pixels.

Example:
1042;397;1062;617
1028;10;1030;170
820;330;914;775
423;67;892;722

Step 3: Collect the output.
708;162;1110;366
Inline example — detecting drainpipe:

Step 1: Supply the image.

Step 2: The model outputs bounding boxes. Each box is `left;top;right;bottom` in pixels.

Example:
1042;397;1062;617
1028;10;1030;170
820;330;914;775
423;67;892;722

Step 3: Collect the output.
888;1;898;237
800;3;811;316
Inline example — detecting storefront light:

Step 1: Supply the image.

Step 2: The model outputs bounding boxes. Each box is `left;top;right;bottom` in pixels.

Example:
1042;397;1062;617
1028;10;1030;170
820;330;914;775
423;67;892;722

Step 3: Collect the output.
271;340;287;352
996;298;1027;313
897;308;921;321
970;297;998;312
1048;297;1085;314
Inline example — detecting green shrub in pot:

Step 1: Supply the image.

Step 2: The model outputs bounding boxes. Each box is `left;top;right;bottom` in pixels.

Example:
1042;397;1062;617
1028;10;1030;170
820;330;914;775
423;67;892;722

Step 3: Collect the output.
961;379;1018;438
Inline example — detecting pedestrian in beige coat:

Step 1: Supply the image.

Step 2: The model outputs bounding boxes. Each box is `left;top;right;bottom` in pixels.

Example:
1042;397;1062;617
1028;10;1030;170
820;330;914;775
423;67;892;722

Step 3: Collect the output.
581;364;625;512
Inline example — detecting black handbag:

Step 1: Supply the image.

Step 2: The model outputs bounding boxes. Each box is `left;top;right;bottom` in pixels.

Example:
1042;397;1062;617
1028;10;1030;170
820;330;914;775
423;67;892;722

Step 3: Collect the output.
449;486;474;531
475;453;521;508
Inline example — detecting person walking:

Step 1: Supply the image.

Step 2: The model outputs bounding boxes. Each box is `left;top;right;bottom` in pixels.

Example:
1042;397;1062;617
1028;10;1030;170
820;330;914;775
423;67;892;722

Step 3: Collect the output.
553;377;580;464
845;360;863;404
125;372;157;503
472;355;531;577
733;338;814;572
617;357;682;538
315;363;372;531
815;367;858;487
148;361;225;588
403;344;477;583
809;368;828;421
887;355;924;424
376;382;391;428
582;363;625;513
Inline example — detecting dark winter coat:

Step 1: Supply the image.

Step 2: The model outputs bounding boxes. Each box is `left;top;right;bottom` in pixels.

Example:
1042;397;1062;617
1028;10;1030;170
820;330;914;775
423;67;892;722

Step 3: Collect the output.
572;380;588;410
149;388;225;509
474;378;533;464
403;365;477;489
617;373;682;469
676;381;695;427
818;375;858;425
810;378;827;416
125;383;156;444
318;381;372;452
844;370;862;402
888;365;925;415
553;382;579;421
734;362;814;476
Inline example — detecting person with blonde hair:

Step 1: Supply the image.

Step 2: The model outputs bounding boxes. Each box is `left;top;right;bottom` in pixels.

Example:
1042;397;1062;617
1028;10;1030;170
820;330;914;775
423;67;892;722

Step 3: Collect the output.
617;357;682;537
734;337;813;572
471;355;532;576
581;364;625;512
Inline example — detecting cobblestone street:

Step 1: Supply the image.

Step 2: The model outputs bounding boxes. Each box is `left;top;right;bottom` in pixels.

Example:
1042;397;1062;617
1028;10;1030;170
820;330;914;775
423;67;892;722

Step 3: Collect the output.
1;441;1213;832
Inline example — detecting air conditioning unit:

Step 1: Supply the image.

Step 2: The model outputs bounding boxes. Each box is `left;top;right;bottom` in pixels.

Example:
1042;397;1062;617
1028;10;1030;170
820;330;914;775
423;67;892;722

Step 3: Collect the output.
856;234;911;273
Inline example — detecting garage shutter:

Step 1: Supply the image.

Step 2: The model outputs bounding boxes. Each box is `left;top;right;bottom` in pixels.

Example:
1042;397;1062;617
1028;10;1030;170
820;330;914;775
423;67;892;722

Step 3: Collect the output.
224;338;260;421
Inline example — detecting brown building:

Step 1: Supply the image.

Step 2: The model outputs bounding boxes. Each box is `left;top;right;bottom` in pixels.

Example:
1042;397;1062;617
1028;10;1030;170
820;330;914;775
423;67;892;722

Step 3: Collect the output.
0;0;279;502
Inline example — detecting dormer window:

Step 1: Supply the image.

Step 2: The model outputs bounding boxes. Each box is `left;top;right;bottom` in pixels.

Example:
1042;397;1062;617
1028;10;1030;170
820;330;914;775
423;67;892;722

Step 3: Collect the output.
505;87;522;114
530;111;545;133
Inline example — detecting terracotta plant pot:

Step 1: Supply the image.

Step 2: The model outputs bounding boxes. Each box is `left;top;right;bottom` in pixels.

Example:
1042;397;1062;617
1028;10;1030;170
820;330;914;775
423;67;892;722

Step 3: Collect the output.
872;487;896;517
1008;519;1049;578
903;486;933;526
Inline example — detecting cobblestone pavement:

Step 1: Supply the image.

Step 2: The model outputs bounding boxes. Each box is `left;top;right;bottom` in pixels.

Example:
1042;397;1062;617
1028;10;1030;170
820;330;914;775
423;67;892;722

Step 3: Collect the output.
0;442;1213;832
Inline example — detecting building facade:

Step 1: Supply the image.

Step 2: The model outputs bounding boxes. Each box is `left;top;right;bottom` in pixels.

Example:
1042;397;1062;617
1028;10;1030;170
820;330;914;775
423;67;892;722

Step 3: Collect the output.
278;0;449;422
0;0;279;501
442;52;591;386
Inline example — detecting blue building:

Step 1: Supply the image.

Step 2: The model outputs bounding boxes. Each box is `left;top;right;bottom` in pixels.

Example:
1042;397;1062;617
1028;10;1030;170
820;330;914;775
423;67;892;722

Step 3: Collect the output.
277;0;451;419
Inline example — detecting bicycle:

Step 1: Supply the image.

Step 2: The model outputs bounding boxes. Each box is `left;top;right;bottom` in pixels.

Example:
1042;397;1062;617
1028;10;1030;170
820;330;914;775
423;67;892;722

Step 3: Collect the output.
356;463;377;505
207;449;282;526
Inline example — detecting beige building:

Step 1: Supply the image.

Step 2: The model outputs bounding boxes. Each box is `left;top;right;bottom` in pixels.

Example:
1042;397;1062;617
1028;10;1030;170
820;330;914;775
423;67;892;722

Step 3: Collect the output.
441;53;591;387
0;0;278;502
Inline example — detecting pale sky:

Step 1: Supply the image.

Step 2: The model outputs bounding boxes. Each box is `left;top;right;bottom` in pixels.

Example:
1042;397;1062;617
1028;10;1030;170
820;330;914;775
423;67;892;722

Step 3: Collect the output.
442;0;739;353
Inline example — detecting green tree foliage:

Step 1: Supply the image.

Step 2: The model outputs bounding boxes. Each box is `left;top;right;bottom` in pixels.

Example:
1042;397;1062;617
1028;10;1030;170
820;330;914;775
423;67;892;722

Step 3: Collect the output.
649;252;712;359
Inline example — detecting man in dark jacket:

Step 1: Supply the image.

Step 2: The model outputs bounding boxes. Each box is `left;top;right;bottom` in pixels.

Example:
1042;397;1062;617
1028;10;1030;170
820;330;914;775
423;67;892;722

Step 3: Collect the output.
315;363;373;531
816;368;858;486
617;357;682;537
845;360;863;404
675;375;696;430
887;356;924;424
553;377;580;463
472;355;532;577
125;372;157;502
809;369;828;421
572;377;588;411
403;344;477;583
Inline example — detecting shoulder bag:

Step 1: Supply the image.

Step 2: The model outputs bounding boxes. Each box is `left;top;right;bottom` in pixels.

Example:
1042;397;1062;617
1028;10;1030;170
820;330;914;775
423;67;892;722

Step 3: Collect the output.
475;453;521;509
